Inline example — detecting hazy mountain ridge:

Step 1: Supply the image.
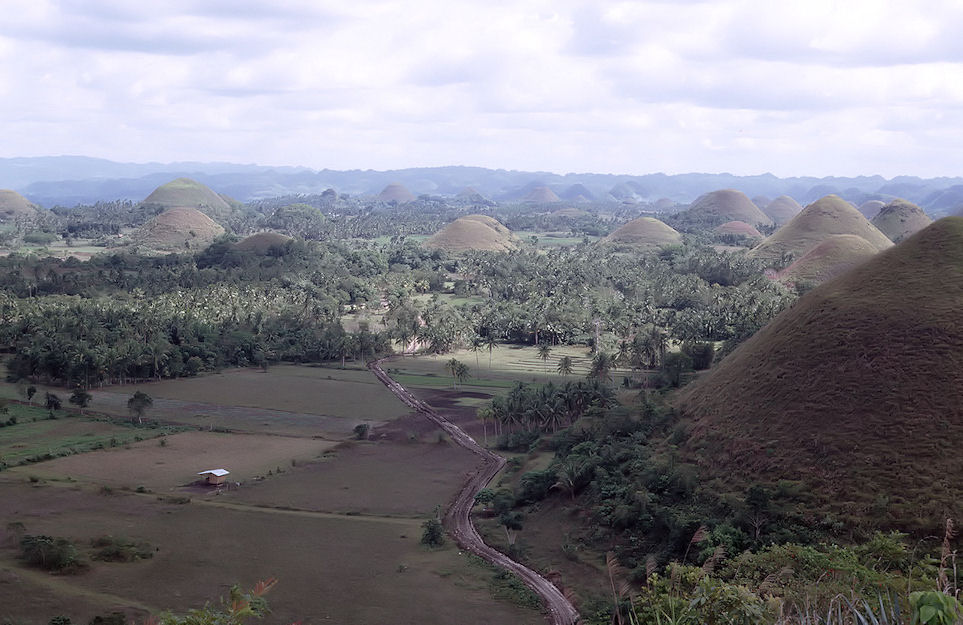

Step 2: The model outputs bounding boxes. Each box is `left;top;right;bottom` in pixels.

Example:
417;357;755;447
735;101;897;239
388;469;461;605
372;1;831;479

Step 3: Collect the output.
5;156;963;214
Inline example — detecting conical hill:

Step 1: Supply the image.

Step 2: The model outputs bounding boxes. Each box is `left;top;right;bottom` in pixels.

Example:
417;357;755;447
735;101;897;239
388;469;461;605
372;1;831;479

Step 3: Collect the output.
131;207;225;251
235;232;292;254
871;199;932;243
377;183;416;204
141;178;235;223
424;214;518;252
678;218;963;530
0;189;40;220
763;195;803;225
714;221;762;238
604;217;682;250
523;186;561;203
685;189;773;227
750;195;892;264
775;234;879;287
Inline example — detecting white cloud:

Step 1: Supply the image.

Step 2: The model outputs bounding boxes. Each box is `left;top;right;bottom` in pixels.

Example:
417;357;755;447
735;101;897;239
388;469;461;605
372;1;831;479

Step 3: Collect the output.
0;0;962;177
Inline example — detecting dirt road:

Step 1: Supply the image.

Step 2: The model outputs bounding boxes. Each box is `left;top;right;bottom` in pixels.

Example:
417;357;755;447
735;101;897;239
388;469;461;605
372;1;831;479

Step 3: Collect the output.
369;360;580;625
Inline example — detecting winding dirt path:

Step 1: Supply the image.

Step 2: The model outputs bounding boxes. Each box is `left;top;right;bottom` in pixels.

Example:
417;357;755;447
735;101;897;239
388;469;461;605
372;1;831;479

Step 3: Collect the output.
369;359;580;625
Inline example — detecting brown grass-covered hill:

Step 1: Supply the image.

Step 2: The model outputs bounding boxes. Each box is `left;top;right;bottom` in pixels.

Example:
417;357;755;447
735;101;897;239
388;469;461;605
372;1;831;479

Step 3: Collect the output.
685;189;773;227
604;217;682;250
523;186;561;203
715;220;762;238
750;195;892;264
871;199;933;243
377;183;416;204
0;189;41;221
130;207;225;251
774;234;879;287
678;218;963;532
424;214;519;252
763;195;803;225
140;178;237;223
235;231;292;254
857;200;886;219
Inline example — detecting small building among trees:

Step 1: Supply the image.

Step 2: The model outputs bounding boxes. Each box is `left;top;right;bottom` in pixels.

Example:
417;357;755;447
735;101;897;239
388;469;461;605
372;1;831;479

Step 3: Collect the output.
197;469;230;485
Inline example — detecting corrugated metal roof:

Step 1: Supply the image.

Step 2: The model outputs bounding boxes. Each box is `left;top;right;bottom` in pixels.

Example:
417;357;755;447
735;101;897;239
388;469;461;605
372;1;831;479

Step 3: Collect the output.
198;469;230;476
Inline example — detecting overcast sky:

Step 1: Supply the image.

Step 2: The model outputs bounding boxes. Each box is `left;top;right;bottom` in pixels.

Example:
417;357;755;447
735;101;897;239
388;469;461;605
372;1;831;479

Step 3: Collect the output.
1;1;962;178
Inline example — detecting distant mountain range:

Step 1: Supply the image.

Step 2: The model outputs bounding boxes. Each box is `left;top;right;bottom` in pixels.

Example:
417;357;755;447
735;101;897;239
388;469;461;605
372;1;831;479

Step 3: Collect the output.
3;156;963;215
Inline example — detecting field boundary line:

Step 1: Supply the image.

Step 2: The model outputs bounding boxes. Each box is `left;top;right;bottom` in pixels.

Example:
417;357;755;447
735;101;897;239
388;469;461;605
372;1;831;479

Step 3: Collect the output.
369;357;580;625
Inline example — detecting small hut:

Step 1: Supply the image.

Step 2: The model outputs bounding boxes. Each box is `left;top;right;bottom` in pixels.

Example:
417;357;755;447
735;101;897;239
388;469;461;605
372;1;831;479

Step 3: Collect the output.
197;469;230;485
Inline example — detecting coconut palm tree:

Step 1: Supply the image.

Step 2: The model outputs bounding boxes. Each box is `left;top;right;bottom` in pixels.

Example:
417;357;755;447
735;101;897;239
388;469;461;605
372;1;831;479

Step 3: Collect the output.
537;343;552;372
557;355;574;377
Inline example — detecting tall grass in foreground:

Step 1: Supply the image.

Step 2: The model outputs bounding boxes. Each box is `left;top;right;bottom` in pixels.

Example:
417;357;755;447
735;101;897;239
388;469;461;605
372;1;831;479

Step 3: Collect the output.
604;522;961;625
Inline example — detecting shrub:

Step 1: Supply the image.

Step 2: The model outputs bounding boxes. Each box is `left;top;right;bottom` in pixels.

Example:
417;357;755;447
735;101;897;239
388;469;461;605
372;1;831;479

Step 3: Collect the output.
90;535;154;562
420;518;445;547
20;534;84;572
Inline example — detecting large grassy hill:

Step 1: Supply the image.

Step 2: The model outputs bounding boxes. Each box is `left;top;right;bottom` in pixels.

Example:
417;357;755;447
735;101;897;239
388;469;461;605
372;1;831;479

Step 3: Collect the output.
131;207;225;251
678;217;963;532
774;233;879;288
750;194;892;264
140;178;238;224
762;195;802;225
0;189;39;220
871;198;932;243
684;189;773;227
603;216;682;249
424;214;519;252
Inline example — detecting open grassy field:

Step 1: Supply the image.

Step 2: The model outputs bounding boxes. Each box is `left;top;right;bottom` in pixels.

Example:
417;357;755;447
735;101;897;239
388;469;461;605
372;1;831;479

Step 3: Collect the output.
225;437;482;517
0;365;410;438
0;482;542;625
0;409;166;466
0;362;546;624
6;430;339;491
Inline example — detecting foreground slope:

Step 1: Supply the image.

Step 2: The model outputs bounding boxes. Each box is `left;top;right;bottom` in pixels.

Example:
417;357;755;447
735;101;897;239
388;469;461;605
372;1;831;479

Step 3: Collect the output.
871;199;932;243
604;217;682;249
679;218;963;530
750;195;892;263
424;214;519;252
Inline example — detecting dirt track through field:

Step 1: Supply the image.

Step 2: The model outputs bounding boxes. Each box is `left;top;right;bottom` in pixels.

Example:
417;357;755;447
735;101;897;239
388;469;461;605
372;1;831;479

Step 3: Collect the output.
369;359;580;625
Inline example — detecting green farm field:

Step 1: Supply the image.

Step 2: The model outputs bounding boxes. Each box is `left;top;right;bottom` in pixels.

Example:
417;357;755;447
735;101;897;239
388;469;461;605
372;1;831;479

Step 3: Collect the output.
0;407;170;466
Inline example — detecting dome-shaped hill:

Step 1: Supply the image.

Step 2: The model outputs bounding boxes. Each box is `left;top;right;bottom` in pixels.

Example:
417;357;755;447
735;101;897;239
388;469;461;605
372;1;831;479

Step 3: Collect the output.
857;199;886;219
131;207;225;251
235;231;292;254
751;195;771;209
678;218;963;531
871;199;932;243
141;178;234;222
685;189;773;227
775;234;879;287
604;217;682;250
750;195;892;264
377;183;415;204
523;186;561;203
0;189;40;220
424;215;518;252
714;221;762;238
763;195;803;225
561;184;595;202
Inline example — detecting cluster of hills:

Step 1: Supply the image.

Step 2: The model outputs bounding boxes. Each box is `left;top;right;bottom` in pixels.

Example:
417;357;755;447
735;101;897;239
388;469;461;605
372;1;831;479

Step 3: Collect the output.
6;156;963;216
678;217;963;530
